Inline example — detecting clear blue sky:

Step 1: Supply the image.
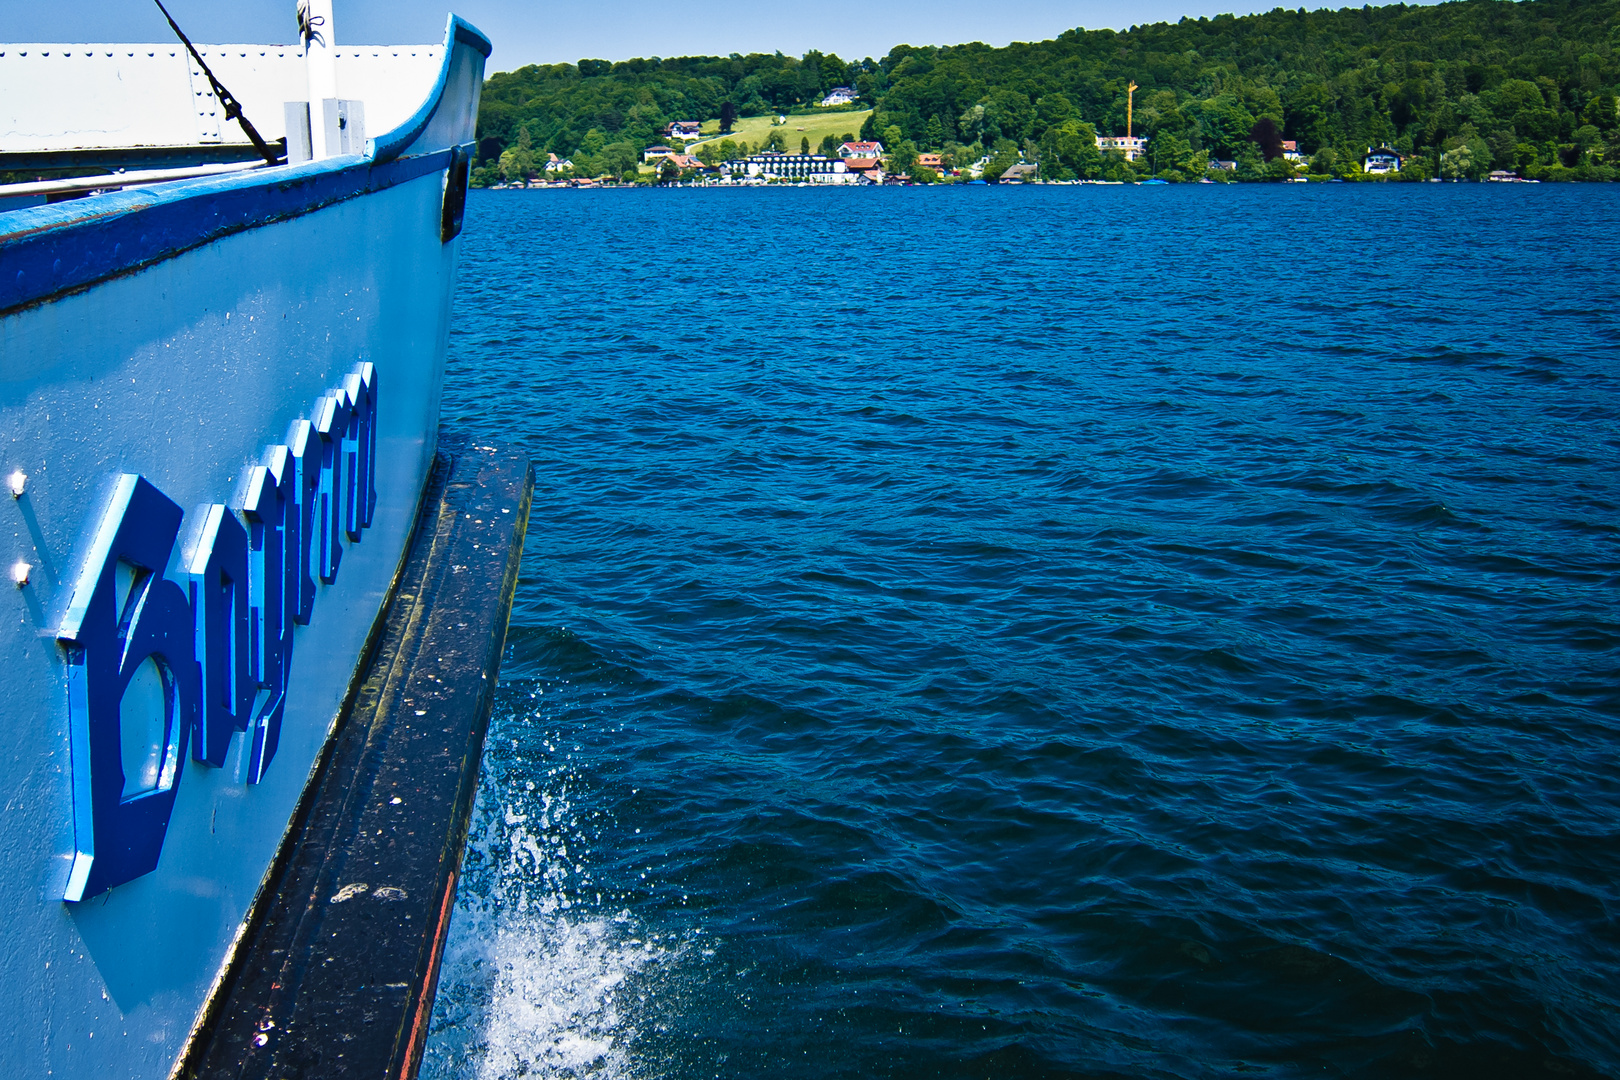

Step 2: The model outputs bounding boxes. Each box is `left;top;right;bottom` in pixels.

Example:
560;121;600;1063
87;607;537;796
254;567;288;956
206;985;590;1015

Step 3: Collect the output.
14;0;1392;74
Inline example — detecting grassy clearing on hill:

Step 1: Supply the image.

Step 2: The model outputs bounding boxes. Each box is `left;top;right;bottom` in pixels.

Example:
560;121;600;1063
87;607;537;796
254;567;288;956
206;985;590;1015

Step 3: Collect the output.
687;109;872;153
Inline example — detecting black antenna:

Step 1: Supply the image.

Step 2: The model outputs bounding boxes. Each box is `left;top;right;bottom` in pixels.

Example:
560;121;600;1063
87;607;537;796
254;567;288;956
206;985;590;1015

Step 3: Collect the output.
151;0;281;166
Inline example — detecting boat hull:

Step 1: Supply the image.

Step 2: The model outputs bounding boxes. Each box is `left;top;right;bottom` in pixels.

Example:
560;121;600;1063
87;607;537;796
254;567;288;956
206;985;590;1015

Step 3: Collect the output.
0;16;488;1079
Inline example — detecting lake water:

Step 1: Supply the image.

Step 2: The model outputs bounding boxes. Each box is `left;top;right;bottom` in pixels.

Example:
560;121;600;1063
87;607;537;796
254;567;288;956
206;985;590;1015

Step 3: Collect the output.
421;184;1620;1080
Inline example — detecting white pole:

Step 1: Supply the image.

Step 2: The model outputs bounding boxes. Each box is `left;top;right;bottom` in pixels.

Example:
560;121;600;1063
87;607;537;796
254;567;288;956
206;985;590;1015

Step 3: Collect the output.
300;0;337;157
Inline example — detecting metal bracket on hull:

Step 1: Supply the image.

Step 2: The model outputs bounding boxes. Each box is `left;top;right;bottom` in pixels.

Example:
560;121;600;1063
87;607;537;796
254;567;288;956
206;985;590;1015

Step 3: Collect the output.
440;142;470;242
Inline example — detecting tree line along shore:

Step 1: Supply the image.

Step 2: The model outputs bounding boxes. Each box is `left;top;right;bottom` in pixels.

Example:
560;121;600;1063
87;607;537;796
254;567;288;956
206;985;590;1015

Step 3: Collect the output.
471;0;1620;186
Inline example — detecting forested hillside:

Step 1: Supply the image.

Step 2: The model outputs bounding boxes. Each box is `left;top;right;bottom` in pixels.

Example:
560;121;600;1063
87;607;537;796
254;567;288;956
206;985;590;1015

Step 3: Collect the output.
474;52;863;166
475;0;1620;180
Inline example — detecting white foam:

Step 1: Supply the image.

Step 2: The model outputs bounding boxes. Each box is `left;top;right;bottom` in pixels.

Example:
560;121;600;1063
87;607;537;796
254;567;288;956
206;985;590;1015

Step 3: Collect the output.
428;909;643;1080
422;722;669;1080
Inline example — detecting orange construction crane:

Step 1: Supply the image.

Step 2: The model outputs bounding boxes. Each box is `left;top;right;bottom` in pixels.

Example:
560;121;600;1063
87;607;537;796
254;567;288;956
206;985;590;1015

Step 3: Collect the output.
1127;81;1139;138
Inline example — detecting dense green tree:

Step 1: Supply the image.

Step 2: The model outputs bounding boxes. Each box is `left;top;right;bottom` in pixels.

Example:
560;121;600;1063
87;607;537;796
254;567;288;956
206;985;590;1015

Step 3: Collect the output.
497;125;536;181
473;0;1620;183
1441;134;1493;177
958;104;986;144
1036;94;1078;129
1099;149;1138;181
601;140;639;180
1235;140;1266;179
1038;119;1103;177
890;138;920;175
984;89;1037;143
1150;130;1193;174
474;51;863;165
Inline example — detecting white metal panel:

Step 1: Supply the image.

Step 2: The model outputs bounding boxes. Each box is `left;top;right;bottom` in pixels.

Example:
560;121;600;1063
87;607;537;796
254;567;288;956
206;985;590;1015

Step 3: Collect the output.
0;46;442;153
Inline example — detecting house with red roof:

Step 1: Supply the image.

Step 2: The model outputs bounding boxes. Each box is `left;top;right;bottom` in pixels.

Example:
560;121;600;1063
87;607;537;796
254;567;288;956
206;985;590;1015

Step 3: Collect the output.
838;141;884;159
843;156;884;182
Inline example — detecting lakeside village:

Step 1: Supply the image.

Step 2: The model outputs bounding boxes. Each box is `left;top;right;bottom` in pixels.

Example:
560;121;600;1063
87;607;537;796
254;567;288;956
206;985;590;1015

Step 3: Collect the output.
481;85;1542;189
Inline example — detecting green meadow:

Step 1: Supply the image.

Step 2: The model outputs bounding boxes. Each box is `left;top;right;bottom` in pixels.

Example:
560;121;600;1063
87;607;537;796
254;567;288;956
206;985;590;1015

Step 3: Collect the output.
686;109;872;154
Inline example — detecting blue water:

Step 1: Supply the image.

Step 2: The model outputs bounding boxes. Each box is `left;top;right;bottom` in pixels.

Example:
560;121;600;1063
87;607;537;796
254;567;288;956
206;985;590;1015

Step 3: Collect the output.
422;185;1620;1080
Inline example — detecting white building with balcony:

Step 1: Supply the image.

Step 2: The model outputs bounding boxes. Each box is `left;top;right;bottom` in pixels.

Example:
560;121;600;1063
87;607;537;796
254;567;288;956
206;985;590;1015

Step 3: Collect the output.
726;153;855;183
1097;135;1148;161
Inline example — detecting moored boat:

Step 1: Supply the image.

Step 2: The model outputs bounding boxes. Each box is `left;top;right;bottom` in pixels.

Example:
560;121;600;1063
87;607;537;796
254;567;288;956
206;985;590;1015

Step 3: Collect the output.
0;5;488;1076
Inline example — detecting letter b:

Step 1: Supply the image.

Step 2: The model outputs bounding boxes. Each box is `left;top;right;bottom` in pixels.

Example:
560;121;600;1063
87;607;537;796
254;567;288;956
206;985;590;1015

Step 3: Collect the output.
58;475;201;902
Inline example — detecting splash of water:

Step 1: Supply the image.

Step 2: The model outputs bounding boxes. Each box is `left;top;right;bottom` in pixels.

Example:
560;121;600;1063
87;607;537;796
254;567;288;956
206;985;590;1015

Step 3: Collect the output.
422;719;671;1080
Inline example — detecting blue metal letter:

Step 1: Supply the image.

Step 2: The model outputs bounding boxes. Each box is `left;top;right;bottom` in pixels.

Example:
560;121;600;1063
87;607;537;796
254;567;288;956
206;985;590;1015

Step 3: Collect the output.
285;418;320;624
181;504;252;768
58;475;201;902
312;388;352;584
341;363;377;539
238;449;298;782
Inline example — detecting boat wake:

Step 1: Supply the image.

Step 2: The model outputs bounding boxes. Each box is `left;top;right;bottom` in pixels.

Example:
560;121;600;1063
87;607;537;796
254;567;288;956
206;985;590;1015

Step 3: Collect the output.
422;714;675;1080
428;907;645;1080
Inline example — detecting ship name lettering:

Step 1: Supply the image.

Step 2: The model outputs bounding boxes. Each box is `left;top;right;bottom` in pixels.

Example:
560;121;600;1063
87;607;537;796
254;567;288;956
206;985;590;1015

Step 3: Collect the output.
56;362;378;902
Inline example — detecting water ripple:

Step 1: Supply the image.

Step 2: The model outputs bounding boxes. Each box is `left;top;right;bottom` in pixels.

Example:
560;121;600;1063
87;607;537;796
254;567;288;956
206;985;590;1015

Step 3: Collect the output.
426;185;1620;1080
